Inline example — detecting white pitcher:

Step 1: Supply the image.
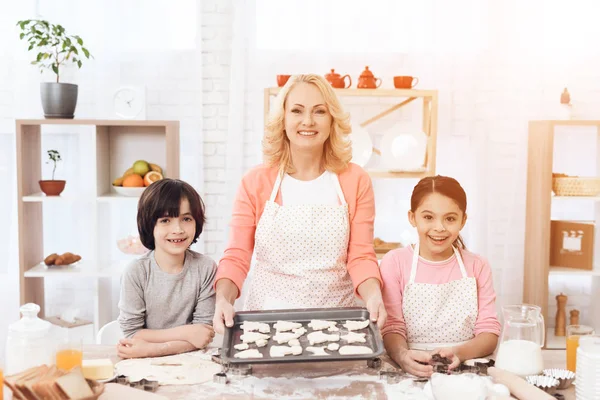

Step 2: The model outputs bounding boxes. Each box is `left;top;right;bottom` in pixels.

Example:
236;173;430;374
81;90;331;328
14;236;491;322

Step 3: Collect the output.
495;304;545;377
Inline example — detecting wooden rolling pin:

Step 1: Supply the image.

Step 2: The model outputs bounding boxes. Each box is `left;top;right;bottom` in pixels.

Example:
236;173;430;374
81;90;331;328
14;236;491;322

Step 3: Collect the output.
488;367;554;400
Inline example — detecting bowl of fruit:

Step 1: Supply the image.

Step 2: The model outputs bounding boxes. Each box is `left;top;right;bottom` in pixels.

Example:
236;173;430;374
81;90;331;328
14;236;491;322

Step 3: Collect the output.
112;160;164;197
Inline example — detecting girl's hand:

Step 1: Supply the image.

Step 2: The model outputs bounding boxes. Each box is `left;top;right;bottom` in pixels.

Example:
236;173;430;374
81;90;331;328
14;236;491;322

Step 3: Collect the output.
117;338;156;359
397;349;434;377
431;347;461;370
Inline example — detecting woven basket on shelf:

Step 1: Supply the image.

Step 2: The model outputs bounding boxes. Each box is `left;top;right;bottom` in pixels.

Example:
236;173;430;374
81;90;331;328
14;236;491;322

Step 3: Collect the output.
552;177;600;196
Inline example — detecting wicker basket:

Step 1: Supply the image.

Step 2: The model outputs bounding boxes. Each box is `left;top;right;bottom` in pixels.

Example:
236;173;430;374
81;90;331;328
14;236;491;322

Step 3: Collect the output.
552;177;600;196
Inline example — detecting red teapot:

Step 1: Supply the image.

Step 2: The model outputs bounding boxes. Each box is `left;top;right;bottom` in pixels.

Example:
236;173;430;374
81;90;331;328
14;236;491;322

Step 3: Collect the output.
357;66;382;89
325;69;352;89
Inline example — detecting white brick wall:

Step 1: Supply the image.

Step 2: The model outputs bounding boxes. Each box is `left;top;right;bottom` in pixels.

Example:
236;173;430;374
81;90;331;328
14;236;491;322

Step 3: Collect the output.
200;0;234;259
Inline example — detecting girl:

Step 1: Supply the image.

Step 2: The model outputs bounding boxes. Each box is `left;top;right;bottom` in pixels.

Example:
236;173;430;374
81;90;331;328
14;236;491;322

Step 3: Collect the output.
117;178;217;358
381;175;500;377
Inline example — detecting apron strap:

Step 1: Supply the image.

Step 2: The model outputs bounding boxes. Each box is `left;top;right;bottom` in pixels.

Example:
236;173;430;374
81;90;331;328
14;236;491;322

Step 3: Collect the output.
269;172;284;202
453;246;468;279
409;243;468;284
408;243;420;284
331;173;347;206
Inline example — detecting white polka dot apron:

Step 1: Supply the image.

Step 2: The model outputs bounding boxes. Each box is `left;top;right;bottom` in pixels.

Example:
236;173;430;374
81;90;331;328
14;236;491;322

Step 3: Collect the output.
244;172;355;311
402;243;478;351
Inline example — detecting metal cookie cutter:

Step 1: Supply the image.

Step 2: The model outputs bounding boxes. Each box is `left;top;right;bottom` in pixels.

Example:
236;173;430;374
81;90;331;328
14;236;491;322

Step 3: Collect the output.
115;376;159;392
367;357;382;369
228;364;253;376
213;372;229;384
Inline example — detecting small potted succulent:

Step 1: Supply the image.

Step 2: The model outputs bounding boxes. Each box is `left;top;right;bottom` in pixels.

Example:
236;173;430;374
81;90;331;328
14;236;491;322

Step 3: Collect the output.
16;19;92;119
40;149;66;196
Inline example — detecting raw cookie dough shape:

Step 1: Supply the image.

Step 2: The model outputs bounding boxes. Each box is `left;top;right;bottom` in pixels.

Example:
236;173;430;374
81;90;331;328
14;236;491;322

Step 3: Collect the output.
234;349;263;359
339;345;373;355
307;331;340;345
341;331;366;344
270;345;303;357
273;321;302;332
240;332;270;344
343;320;370;331
308;320;337;331
327;343;340;351
240;321;271;333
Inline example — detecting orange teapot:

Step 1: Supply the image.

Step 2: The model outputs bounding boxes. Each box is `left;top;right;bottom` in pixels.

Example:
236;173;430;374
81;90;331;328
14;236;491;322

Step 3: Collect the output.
357;66;382;89
325;69;352;89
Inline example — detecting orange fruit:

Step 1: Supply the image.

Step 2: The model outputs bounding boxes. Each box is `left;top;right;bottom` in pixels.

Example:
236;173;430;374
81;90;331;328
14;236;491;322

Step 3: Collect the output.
122;174;145;187
144;171;163;187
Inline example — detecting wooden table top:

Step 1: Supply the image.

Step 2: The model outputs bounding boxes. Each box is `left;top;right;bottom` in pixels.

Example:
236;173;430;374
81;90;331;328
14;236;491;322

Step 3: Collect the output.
79;346;575;400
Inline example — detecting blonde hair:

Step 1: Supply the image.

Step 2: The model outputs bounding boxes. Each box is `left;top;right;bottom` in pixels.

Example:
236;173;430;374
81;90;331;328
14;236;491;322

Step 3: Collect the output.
263;74;352;174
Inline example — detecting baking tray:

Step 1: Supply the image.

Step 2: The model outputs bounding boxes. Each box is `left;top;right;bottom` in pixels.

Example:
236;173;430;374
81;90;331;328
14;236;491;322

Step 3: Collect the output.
221;307;384;364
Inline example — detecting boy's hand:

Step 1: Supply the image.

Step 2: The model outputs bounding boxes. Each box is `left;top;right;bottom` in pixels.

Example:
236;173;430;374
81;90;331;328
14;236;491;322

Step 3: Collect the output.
187;324;215;349
117;338;157;359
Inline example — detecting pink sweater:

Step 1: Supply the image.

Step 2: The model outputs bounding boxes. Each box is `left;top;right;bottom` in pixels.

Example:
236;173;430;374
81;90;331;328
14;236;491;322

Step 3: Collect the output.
380;246;501;339
216;163;382;297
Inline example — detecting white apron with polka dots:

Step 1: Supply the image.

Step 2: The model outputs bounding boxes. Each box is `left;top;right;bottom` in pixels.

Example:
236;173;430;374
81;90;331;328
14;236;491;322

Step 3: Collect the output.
402;243;478;351
243;172;355;311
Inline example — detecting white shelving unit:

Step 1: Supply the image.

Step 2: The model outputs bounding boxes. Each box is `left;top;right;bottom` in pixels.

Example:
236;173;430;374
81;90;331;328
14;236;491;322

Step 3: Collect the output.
16;119;180;334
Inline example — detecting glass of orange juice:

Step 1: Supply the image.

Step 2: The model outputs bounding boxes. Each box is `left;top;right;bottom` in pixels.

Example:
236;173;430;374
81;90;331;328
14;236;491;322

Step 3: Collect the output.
55;338;83;371
566;324;595;372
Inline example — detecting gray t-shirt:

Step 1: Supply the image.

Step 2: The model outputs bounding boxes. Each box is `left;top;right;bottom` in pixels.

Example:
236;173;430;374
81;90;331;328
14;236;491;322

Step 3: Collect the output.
117;249;217;338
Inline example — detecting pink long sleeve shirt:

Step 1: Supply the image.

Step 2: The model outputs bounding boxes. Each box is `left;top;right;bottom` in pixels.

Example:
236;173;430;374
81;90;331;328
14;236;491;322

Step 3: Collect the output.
380;245;501;339
215;163;382;297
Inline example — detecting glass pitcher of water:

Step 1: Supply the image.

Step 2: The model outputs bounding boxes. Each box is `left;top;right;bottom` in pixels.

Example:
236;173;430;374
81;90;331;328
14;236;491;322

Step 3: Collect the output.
495;304;545;376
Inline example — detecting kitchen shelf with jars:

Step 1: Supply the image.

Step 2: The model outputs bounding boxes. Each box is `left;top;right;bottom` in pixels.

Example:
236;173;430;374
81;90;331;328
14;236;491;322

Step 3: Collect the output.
15;118;179;333
265;67;438;179
524;119;600;349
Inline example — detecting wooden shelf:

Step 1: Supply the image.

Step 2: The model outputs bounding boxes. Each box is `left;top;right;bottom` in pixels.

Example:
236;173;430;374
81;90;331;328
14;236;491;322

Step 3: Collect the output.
552;195;600;202
267;87;438;98
367;169;430;179
16;119;179;127
524;119;600;328
96;193;142;203
15;118;180;333
23;192;88;203
24;261;122;278
531;120;600;127
549;267;600;276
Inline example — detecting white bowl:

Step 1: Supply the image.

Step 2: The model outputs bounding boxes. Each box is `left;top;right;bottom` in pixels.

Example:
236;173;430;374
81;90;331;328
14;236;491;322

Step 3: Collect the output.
113;186;146;197
380;128;428;171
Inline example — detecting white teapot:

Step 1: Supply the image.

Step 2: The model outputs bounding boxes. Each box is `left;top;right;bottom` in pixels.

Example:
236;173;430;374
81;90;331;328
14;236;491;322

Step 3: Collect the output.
5;303;57;374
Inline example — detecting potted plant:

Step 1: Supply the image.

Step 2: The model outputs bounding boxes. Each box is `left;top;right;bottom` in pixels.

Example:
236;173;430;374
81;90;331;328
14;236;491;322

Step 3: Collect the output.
40;149;66;196
16;19;92;119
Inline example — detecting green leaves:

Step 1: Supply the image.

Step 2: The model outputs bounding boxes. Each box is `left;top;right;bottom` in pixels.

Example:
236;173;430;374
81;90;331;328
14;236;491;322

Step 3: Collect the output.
15;19;93;82
47;149;61;163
